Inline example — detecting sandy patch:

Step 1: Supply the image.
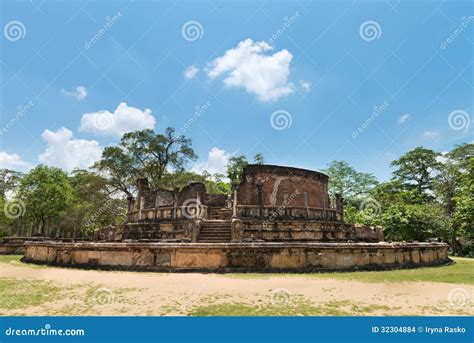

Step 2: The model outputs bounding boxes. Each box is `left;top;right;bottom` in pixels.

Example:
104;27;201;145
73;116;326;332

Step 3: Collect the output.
0;261;472;316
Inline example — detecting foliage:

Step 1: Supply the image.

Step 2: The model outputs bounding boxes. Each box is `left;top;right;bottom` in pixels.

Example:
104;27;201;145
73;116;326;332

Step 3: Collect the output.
390;146;440;199
93;128;197;197
18;165;73;234
253;153;265;164
226;155;248;183
159;170;231;195
381;203;450;242
323;161;378;199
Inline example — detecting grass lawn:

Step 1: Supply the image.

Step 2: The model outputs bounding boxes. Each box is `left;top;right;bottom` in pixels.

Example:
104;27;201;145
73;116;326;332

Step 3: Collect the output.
225;257;474;285
0;278;61;312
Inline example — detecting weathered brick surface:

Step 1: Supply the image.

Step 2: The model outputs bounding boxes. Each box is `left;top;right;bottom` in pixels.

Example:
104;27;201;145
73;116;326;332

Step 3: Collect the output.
237;165;329;208
23;241;450;272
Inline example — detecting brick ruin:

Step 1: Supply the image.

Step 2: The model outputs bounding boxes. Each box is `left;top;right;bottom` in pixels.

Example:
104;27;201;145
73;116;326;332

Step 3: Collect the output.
95;164;383;243
22;164;450;272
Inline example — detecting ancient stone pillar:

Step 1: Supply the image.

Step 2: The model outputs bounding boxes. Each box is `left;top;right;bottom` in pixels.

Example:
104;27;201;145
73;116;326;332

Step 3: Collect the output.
196;192;202;219
139;196;145;220
154;193;160;219
8;224;12;237
335;193;344;221
127;196;133;213
173;188;179;219
256;180;264;219
231;182;238;218
231;218;243;242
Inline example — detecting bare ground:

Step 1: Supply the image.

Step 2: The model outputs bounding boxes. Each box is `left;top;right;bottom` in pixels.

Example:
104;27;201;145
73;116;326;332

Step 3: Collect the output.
0;260;472;316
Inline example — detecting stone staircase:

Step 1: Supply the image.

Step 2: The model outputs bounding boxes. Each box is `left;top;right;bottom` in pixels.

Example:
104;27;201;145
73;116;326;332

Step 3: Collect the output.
197;220;232;243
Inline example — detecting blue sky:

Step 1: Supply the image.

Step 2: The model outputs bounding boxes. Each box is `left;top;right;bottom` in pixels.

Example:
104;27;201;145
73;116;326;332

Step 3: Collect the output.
0;0;472;181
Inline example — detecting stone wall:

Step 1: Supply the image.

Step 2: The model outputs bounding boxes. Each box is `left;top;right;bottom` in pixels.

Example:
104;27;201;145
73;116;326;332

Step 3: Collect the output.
240;221;383;242
135;180;226;213
238;165;330;208
23;241;450;272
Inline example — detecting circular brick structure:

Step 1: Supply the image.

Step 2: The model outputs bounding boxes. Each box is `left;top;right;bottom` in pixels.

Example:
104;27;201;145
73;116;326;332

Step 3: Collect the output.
18;164;452;272
238;164;329;208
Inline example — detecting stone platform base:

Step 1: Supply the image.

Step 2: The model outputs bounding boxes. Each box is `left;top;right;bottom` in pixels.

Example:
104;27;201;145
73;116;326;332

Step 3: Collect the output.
0;243;24;255
23;241;450;273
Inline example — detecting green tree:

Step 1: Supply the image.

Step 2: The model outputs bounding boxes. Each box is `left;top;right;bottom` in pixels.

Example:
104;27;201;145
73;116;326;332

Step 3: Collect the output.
94;128;197;197
323;161;378;199
381;203;450;242
253;153;265;164
0;169;22;200
443;144;474;255
66;170;126;238
226;155;248;183
390;147;441;199
18;165;73;235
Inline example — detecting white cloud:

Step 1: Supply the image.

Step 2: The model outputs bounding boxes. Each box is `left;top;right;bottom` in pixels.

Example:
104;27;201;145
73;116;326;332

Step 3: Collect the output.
79;102;156;137
61;86;87;100
0;152;32;171
39;128;102;171
191;147;231;176
184;65;199;79
398;113;410;124
299;80;311;93
423;131;439;139
206;39;294;102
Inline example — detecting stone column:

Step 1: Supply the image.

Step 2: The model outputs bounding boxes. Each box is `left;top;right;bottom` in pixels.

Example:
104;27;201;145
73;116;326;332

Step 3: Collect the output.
256;180;264;219
155;193;160;219
337;194;344;222
196;192;202;219
304;192;310;218
173;188;179;219
231;182;238;218
139;196;145;220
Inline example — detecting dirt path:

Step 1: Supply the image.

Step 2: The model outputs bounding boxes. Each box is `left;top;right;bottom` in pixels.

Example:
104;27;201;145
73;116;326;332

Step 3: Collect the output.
1;261;472;316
